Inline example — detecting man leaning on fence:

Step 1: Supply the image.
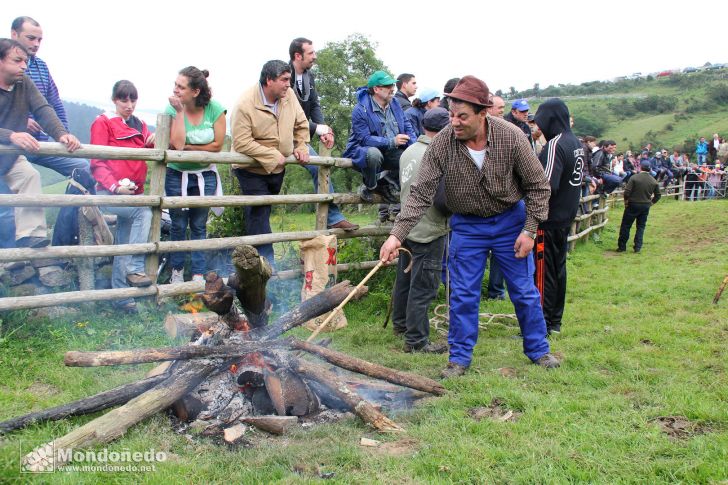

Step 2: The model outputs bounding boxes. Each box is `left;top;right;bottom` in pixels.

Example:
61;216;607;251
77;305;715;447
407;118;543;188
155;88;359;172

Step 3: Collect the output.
231;60;309;266
287;37;358;231
10;17;89;177
0;38;80;249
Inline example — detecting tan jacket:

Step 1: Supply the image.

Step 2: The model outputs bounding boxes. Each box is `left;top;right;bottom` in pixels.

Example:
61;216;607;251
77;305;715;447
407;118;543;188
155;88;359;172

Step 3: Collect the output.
231;84;309;175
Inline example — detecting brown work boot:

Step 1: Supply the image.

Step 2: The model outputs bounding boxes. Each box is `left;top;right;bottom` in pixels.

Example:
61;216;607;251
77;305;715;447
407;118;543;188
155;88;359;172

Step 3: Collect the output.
534;353;561;369
404;342;448;354
328;220;360;231
126;273;153;287
440;362;468;379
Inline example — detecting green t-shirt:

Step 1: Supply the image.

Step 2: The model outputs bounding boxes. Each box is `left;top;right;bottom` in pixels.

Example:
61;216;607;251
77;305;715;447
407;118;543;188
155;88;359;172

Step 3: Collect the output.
165;99;226;171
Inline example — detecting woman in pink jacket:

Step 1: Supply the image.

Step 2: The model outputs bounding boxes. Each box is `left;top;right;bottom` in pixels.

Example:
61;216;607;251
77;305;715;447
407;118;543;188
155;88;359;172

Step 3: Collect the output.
90;80;155;314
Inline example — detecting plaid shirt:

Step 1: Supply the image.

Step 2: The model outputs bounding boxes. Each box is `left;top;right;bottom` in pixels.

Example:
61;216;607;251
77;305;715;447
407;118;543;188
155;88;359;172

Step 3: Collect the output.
391;116;550;242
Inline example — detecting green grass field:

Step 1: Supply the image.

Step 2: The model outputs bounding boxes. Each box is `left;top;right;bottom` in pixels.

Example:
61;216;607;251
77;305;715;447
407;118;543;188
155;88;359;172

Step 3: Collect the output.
0;198;727;483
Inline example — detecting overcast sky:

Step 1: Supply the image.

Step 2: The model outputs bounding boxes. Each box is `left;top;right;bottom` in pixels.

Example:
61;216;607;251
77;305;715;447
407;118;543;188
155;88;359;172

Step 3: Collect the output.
3;0;726;123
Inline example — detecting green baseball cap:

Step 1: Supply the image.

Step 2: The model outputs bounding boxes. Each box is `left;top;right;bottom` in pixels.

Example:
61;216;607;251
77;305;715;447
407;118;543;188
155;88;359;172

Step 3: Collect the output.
367;70;396;88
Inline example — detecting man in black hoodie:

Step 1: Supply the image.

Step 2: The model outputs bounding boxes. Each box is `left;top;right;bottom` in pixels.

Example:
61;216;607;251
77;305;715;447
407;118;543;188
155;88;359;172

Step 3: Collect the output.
533;98;584;335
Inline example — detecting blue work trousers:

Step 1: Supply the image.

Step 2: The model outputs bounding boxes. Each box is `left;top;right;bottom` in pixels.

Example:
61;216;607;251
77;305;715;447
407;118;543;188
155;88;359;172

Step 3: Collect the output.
448;201;550;366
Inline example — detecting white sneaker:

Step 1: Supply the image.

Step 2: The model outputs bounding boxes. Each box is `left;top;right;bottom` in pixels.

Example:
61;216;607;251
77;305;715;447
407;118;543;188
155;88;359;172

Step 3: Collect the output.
192;274;204;283
170;269;184;284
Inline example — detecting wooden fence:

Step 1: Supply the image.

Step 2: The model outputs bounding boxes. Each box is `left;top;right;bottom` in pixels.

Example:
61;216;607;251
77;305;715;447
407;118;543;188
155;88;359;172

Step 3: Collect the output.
0;116;683;312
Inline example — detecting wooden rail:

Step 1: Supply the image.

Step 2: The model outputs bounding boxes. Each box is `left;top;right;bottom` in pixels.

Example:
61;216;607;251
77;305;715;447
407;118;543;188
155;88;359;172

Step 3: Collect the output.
0;116;687;312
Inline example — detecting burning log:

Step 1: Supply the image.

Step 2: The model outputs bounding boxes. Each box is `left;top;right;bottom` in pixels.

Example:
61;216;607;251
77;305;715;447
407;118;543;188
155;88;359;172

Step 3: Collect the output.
294;359;404;433
10;243;444;470
253;281;367;341
22;359;220;472
0;374;168;434
228;245;272;328
64;340;287;367
290;339;446;396
241;415;297;435
163;311;218;339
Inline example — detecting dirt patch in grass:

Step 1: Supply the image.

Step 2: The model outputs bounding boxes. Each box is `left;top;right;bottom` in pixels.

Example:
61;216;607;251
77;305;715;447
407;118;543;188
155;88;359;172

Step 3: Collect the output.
652;416;711;439
498;367;518;378
369;437;419;457
26;382;61;397
468;398;521;423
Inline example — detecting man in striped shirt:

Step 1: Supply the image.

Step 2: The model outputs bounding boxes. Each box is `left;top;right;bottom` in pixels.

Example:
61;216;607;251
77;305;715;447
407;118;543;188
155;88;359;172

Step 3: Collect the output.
11;16;88;177
380;76;560;377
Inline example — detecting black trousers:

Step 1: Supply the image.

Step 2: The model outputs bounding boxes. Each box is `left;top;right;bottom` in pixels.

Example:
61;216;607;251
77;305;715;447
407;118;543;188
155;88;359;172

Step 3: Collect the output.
391;236;446;348
534;226;569;332
618;203;651;251
233;168;285;265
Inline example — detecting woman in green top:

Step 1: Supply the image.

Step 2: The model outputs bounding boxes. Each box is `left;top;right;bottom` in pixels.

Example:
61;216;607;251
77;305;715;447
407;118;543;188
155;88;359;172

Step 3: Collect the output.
165;66;226;284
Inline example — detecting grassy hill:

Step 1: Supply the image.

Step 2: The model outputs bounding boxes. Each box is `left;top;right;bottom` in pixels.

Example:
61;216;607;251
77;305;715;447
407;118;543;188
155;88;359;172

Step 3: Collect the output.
517;69;728;154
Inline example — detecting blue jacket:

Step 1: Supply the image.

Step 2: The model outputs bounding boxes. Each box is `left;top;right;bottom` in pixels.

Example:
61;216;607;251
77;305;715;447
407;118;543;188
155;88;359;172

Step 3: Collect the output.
696;141;709;155
405;106;425;138
343;87;416;170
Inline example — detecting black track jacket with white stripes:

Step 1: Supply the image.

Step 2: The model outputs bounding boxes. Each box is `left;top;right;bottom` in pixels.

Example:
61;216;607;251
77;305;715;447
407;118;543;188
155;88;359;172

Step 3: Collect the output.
533;98;584;229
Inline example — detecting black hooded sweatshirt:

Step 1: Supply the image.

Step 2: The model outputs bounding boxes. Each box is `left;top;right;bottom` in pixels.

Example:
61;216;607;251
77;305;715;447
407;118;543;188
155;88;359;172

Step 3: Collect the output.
533;98;584;229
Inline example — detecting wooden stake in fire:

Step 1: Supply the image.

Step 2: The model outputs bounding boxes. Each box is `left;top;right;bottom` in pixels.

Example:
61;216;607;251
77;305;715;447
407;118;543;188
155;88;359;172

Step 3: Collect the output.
306;248;412;343
713;274;728;304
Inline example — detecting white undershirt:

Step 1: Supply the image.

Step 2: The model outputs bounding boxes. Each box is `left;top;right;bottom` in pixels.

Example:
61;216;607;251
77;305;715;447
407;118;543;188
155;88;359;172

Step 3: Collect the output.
467;147;486;170
296;74;303;92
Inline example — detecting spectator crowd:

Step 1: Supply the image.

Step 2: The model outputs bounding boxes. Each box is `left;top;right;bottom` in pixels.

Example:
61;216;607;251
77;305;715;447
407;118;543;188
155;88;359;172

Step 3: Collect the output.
1;16;726;374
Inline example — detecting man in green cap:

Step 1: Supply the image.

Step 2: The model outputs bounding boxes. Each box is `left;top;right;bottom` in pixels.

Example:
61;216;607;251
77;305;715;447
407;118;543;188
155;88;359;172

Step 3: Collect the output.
344;70;416;204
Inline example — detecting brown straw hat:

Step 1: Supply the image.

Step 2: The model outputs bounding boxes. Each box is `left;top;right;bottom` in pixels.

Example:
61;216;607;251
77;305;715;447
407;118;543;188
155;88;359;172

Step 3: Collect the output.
447;75;493;107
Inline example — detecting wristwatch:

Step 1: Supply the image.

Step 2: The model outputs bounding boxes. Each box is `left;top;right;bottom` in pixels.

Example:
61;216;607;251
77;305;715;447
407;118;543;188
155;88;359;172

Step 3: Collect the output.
521;230;537;240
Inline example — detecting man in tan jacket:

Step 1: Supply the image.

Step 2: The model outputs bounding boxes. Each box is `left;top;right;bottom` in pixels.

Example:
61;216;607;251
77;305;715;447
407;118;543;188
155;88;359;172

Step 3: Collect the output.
232;60;309;265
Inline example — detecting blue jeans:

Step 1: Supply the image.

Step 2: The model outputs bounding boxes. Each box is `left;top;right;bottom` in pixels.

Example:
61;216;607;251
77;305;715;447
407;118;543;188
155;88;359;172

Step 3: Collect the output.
233;168;285;266
26;154;89;177
601;173;622;194
448;201;550;366
697;153;707;164
99;190;152;305
165;168;217;275
0;177;15;248
305;146;344;227
362;147;403;189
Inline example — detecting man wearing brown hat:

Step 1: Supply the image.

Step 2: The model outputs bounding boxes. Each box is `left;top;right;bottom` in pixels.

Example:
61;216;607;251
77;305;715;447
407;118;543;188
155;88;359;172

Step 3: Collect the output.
380;75;560;377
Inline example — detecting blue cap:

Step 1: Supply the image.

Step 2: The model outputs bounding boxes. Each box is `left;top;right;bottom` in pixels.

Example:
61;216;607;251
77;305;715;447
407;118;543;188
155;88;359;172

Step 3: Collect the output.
417;88;440;104
511;99;530;112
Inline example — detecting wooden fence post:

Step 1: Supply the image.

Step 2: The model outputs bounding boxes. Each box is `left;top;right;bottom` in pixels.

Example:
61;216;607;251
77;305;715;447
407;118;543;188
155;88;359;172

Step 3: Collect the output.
568;220;577;252
77;211;95;305
315;145;331;231
145;114;171;279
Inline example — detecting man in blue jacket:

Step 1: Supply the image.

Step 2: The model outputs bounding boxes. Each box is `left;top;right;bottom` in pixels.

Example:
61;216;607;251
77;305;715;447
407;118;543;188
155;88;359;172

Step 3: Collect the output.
344;71;416;204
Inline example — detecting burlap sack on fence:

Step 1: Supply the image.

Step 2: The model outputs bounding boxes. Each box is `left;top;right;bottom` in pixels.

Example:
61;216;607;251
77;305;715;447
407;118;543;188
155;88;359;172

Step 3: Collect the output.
301;235;347;332
80;206;114;246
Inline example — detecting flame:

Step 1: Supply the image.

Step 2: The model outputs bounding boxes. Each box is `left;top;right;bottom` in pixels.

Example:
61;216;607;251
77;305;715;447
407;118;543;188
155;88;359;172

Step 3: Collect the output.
180;296;204;314
240;352;273;371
